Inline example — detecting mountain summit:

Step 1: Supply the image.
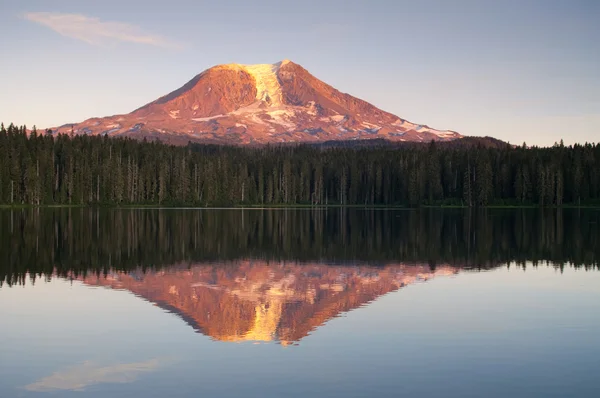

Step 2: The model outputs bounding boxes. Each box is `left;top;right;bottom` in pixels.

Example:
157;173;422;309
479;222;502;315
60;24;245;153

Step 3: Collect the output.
53;60;462;144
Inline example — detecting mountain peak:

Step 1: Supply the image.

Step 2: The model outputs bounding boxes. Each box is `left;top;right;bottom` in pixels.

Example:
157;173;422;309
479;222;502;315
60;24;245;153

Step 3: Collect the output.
217;59;294;70
52;61;463;145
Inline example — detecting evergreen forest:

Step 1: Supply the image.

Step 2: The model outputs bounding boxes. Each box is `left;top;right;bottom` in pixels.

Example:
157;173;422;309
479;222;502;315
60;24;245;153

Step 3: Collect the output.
1;123;599;207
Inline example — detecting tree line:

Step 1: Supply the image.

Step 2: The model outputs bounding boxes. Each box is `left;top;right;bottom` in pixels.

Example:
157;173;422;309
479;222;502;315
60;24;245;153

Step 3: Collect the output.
1;208;598;286
1;122;599;206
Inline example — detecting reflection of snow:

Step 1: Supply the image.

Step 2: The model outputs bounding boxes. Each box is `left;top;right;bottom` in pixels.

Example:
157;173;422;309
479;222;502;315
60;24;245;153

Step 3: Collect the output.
25;359;161;392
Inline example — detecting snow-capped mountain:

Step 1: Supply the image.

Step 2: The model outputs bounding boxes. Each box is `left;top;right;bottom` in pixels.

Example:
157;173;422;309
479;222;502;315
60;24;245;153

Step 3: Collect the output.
53;60;462;144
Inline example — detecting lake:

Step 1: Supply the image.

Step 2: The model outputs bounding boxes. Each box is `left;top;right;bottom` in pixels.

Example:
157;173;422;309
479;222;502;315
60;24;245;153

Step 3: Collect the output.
1;208;599;397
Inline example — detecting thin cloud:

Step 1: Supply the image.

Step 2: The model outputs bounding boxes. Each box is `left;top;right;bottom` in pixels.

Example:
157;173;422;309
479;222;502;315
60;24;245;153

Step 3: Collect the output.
24;12;182;49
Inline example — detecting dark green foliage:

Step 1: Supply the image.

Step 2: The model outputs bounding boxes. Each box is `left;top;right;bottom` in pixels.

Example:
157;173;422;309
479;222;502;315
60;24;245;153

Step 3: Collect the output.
0;124;599;207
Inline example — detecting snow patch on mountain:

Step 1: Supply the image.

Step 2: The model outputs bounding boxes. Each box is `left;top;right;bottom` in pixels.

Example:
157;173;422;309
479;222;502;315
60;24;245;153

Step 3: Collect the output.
362;122;382;131
192;115;225;122
265;109;296;129
241;62;284;106
392;118;457;137
433;131;459;138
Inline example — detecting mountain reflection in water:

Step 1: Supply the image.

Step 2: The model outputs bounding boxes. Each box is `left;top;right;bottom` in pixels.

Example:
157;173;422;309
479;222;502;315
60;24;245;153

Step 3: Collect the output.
79;262;457;344
1;208;599;398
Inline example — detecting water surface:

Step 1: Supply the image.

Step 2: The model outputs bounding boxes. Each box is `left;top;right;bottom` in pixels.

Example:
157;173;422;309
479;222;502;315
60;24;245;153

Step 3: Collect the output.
0;208;599;397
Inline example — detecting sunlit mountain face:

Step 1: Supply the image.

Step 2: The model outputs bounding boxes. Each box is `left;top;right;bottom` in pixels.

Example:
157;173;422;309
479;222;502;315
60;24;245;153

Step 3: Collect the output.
50;60;462;145
79;262;458;344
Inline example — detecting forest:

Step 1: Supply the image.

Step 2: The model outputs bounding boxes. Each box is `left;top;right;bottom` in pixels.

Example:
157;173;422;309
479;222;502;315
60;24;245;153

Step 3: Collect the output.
1;122;599;207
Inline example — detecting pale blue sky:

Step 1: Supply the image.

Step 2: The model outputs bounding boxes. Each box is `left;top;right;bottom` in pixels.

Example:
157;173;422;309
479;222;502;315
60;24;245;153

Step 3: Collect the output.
0;0;598;146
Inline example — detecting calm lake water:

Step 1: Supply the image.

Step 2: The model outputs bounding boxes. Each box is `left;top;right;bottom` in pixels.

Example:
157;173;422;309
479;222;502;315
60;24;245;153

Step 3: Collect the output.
1;208;599;398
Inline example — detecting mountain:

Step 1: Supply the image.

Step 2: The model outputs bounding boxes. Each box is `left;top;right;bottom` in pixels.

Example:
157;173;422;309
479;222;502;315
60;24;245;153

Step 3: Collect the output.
80;261;458;344
52;60;462;145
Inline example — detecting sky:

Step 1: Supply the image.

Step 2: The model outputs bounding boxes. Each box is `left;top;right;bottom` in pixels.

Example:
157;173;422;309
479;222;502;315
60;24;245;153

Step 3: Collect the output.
0;0;598;146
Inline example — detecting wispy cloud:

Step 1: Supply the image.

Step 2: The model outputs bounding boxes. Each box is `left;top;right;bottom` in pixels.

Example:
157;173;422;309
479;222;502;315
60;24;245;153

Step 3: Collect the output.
24;12;182;49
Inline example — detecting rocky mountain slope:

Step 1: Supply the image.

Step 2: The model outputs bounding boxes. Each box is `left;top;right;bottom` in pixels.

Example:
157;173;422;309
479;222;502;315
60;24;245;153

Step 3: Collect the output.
53;60;462;145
